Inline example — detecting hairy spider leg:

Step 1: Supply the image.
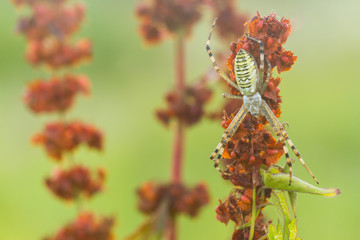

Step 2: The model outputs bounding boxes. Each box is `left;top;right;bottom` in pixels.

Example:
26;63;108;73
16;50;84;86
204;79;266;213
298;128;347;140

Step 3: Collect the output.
260;103;293;185
206;18;240;91
246;35;265;69
246;35;269;93
260;59;272;95
246;35;273;95
211;106;249;173
261;101;319;184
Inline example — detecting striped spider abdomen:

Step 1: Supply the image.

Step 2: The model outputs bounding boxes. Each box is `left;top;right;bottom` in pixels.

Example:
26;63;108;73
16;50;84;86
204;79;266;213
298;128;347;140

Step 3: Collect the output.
234;49;259;96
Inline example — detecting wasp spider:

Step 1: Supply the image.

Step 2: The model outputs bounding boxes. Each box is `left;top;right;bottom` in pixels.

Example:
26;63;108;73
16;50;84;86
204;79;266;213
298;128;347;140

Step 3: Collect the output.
206;18;318;185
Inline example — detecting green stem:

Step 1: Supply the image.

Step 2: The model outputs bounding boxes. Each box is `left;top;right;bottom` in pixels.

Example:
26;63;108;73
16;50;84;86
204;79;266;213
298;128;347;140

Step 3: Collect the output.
249;181;257;240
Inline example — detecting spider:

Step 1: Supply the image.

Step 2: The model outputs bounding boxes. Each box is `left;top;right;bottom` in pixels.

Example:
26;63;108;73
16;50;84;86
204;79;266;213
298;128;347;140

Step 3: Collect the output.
206;18;319;185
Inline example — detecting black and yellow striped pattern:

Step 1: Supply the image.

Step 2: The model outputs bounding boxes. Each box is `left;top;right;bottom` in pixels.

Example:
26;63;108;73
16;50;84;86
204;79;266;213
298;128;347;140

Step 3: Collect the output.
210;105;249;173
234;49;259;96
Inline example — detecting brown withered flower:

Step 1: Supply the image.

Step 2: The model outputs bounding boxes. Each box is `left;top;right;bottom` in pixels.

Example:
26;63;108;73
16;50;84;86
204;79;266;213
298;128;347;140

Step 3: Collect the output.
44;212;115;240
17;2;85;40
14;0;91;68
135;0;205;44
45;165;105;201
156;76;212;126
26;37;91;68
24;74;90;114
32;121;103;160
137;181;209;218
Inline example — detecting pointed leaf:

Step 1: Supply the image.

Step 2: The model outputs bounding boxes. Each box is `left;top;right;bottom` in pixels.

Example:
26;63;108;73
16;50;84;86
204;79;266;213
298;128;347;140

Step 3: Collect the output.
288;219;298;240
272;191;291;239
268;224;276;240
275;223;283;240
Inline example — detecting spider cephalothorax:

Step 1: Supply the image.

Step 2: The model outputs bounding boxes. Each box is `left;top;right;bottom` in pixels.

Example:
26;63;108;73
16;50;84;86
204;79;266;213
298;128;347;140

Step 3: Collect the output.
206;18;318;185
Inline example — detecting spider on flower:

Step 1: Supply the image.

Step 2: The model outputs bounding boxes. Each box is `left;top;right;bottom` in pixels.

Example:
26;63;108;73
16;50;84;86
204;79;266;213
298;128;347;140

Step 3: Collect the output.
206;18;318;185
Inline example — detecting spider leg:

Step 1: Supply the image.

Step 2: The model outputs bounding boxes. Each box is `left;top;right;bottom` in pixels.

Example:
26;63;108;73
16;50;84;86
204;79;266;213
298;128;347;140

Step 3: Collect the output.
261;101;319;184
213;148;229;175
206;18;240;91
210;105;249;173
259;58;272;95
260;104;293;185
246;36;264;70
247;35;270;94
222;93;243;99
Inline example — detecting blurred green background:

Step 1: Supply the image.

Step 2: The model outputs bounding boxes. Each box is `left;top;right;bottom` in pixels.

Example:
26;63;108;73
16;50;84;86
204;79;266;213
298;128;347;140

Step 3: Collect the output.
0;0;359;239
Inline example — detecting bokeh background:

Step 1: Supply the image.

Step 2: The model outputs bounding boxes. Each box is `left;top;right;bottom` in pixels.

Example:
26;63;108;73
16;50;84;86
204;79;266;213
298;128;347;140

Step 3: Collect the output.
0;0;359;239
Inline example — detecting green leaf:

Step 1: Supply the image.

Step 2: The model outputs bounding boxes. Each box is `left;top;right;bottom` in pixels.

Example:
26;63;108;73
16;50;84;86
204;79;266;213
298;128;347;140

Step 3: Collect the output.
259;166;341;198
288;219;298;240
272;191;291;239
275;223;283;240
268;224;276;239
267;224;283;240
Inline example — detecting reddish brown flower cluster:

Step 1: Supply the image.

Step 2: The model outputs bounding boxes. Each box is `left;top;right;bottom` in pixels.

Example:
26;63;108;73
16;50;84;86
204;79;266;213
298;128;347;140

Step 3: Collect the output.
17;2;85;40
45;166;105;201
33;121;103;160
216;189;269;239
245;12;296;73
137;181;209;217
156;77;212;126
26;38;91;68
214;13;296;239
135;0;205;44
14;0;91;68
44;212;115;240
24;74;90;113
210;0;248;40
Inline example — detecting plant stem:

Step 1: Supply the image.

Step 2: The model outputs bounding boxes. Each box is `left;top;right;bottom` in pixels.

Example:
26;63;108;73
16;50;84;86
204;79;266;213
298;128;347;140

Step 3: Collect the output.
172;122;184;184
175;32;185;90
249;172;257;240
171;32;185;184
169;31;186;240
168;216;176;240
